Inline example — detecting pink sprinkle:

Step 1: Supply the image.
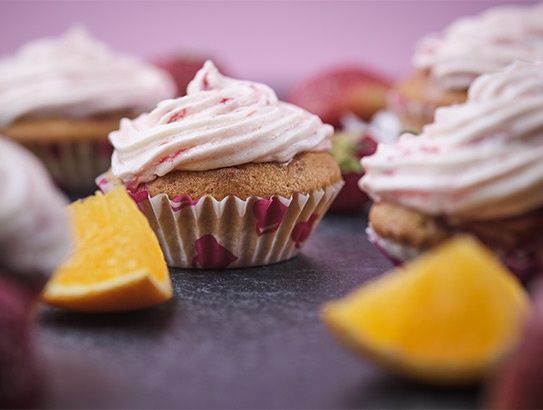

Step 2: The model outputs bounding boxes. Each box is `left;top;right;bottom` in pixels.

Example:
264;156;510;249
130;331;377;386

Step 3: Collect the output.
167;108;187;124
398;191;432;200
399;149;412;158
157;147;190;165
202;73;210;90
220;97;231;104
420;145;439;154
493;37;515;45
388;93;407;109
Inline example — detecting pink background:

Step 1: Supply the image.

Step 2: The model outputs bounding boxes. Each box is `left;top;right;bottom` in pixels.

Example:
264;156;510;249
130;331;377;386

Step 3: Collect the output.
0;0;535;89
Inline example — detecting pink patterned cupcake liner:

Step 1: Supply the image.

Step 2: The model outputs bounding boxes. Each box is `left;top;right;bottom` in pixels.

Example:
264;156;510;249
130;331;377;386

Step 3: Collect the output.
98;176;343;268
23;139;112;192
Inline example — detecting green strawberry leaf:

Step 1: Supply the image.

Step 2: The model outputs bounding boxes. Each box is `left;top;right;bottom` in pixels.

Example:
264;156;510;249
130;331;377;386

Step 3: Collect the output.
331;132;363;173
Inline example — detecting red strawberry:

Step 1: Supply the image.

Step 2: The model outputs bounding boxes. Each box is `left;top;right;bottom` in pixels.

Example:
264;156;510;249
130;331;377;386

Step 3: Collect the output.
288;66;391;127
153;54;226;97
328;132;377;213
192;234;238;269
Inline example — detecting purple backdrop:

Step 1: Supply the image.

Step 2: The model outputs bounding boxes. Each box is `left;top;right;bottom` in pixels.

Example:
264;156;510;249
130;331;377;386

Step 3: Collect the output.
0;0;534;88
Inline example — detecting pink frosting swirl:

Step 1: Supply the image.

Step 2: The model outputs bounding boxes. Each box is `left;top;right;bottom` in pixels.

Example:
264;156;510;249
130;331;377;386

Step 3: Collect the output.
110;61;333;186
0;138;71;279
414;3;543;90
0;27;175;127
360;61;543;222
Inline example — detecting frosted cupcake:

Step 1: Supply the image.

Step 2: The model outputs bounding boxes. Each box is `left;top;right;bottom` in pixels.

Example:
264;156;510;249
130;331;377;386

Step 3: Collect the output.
361;61;543;281
0;137;71;285
0;28;175;192
0;136;71;407
388;3;543;133
99;61;342;269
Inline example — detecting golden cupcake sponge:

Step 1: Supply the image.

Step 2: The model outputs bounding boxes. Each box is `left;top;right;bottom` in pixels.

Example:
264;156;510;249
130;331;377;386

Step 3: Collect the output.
43;187;172;312
322;236;529;384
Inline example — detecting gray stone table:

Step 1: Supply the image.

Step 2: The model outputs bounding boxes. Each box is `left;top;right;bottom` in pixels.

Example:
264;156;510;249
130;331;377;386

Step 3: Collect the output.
36;214;481;409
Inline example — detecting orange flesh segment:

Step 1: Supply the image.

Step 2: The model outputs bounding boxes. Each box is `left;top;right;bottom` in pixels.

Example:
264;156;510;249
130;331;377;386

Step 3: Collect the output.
43;187;172;312
322;236;530;383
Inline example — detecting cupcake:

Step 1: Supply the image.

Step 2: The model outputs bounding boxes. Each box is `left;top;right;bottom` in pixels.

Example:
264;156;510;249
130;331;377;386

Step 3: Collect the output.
388;3;543;133
360;61;543;281
0;137;71;407
0;28;175;192
99;61;343;269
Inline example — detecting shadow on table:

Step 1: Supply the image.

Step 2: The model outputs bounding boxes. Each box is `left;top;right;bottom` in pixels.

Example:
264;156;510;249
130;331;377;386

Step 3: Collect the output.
341;372;482;409
37;297;179;336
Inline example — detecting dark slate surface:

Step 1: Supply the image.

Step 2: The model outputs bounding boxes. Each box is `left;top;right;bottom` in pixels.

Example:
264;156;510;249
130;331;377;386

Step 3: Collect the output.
35;214;481;409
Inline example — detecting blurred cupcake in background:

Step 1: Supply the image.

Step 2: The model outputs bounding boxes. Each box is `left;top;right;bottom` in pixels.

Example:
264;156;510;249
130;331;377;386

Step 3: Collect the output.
0;137;71;407
0;27;175;193
360;61;543;282
388;3;543;133
99;61;342;269
289;66;395;213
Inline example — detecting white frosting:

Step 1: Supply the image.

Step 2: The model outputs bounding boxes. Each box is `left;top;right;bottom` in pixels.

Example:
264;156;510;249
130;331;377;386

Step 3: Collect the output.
110;61;333;186
0;138;71;278
360;61;543;222
414;3;543;90
0;27;175;127
366;225;420;262
341;112;401;144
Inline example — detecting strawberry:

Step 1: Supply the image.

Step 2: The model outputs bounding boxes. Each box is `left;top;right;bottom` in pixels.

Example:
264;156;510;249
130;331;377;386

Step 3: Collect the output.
329;132;377;213
288;66;391;127
153;54;225;97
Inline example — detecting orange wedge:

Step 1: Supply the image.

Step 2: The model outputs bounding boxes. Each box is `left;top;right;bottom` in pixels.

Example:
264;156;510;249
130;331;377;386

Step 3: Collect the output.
42;187;172;312
322;236;530;384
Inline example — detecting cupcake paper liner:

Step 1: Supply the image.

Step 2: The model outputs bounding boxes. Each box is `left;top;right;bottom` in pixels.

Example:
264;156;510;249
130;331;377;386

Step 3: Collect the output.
366;225;419;265
98;176;343;268
367;223;543;283
24;139;112;192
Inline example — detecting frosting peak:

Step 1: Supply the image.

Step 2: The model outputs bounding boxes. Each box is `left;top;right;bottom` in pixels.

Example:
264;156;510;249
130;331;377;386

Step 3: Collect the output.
360;61;543;222
0;27;175;127
110;61;333;186
414;3;543;90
